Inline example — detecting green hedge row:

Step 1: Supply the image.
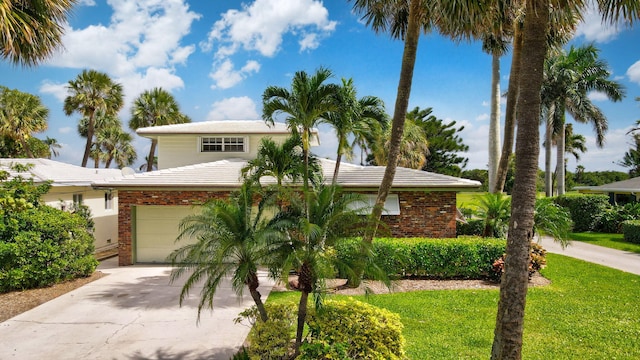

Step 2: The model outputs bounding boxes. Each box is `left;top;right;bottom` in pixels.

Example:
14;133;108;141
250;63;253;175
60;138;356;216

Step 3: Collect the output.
336;237;506;280
554;195;610;232
622;220;640;244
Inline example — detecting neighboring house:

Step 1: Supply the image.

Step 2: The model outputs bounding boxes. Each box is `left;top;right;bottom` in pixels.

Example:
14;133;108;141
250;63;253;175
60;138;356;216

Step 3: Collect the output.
575;177;640;204
1;158;122;253
93;120;481;265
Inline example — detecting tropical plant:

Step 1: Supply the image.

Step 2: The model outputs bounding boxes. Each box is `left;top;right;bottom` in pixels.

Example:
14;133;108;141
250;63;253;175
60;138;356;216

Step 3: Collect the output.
371;116;429;169
129;87;190;172
64;70;124;167
262;67;338;191
619;132;640;177
492;2;638;359
476;192;511;238
0;0;75;66
324;77;387;184
541;44;625;196
241;135;310;187
0;86;48;158
168;181;284;323
43;136;61;158
95;124;136;168
533;197;572;246
409;106;469;176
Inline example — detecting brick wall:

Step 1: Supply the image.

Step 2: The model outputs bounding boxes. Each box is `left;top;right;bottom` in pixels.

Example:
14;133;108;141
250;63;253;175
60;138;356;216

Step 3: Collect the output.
117;189;457;265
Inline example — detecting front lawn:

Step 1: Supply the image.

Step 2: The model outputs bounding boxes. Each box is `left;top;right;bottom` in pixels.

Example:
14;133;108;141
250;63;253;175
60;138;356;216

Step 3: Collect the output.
569;232;640;254
268;254;640;359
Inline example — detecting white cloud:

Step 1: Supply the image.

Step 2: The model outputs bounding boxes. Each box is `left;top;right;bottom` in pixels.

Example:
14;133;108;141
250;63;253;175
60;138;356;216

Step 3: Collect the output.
574;2;624;43
588;91;610;102
475;113;489;122
207;97;259;120
39;81;68;102
627;60;640;85
210;59;261;89
78;0;96;5
59;127;73;134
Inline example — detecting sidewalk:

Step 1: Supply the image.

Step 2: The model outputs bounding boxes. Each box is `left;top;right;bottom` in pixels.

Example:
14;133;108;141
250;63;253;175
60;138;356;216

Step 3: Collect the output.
537;236;640;275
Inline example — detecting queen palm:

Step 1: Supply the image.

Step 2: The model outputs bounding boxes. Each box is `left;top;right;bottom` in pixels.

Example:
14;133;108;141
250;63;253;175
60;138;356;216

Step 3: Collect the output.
241;135;308;187
0;0;75;66
129;88;190;172
168;182;283;323
0;86;48;158
64;70;124;167
262;67;338;191
325;78;387;184
492;2;638;359
542;44;625;196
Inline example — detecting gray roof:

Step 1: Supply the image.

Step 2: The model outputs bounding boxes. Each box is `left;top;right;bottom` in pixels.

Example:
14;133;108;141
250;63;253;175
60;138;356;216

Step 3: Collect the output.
136;120;290;136
0;158;123;186
93;158;481;190
575;176;640;193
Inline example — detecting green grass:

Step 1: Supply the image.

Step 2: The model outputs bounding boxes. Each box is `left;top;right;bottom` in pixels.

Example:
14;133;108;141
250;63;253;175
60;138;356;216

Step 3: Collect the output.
569;232;640;254
268;254;640;359
457;192;484;211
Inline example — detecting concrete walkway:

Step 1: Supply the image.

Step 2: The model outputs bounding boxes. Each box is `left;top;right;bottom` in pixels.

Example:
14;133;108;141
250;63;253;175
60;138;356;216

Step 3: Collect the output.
537;236;640;275
0;257;275;360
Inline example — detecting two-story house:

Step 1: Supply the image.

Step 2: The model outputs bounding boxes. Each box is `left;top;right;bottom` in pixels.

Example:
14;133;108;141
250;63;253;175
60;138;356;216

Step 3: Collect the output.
93;120;481;265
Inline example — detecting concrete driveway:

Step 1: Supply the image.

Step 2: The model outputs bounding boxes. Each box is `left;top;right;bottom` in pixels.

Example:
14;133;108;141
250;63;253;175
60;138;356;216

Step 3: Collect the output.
0;257;275;360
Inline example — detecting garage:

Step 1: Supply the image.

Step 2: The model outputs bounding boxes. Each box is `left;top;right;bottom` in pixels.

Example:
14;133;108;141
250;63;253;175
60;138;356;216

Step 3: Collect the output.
135;205;201;263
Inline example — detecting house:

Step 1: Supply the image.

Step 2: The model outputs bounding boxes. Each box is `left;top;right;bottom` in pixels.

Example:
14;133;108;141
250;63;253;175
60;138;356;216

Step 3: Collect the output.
0;158;122;254
575;177;640;204
93;120;481;265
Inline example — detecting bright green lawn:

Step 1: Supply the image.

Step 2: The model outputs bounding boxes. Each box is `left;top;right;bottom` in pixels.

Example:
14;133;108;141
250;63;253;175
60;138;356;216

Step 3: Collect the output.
570;232;640;254
268;254;640;359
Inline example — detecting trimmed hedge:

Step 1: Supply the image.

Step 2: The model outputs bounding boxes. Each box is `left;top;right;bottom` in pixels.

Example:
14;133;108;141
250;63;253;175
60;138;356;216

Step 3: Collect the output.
555;194;610;232
456;219;484;236
622;220;640;244
336;237;506;280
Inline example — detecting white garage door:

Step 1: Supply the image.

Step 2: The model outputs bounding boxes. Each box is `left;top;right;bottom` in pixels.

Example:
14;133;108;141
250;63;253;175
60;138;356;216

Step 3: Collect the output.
135;205;200;263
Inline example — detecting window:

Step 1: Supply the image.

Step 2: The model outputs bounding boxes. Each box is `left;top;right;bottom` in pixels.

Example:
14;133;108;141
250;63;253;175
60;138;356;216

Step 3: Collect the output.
349;194;400;215
73;193;83;206
105;192;113;210
201;137;246;152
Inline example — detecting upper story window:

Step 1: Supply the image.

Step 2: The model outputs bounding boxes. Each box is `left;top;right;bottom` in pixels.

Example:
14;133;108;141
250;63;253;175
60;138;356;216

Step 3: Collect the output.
201;137;246;152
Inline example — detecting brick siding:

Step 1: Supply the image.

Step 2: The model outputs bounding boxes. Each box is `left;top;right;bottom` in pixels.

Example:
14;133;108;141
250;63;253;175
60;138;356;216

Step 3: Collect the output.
117;189;457;265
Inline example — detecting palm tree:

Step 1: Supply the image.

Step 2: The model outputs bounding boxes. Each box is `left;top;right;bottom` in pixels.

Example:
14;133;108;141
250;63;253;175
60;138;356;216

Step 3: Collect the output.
262;67;338;191
78;111;121;168
64;70;124;167
268;184;373;357
43;136;61;158
492;2;638;359
477;192;511;238
371;116;428;169
0;0;75;66
542;44;625;196
241;135;309;187
0;86;48;158
324;77;387;184
95;124;136;168
168;182;283;323
129;88;190;172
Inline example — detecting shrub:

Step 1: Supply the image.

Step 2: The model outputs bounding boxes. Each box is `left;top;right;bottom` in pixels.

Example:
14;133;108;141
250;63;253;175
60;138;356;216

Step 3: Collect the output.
622;220;640;244
534;198;573;244
238;302;297;360
456;218;484;236
336;237;506;280
597;202;640;233
555;194;610;232
490;242;547;282
302;298;406;360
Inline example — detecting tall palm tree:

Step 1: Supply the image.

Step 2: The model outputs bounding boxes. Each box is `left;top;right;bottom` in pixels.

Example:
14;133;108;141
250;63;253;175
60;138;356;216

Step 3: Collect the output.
64;70;124;167
492;2;638;359
324;77;386;184
168;182;284;323
0;0;75;66
241;135;309;187
78;111;121;168
262;67;339;191
0;86;48;158
43;136;61;158
542;44;625;196
129;88;190;172
95;124;136;168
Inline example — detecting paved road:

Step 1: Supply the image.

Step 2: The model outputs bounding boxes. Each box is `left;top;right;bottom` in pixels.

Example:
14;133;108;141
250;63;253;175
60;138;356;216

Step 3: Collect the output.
537;236;640;275
0;257;274;360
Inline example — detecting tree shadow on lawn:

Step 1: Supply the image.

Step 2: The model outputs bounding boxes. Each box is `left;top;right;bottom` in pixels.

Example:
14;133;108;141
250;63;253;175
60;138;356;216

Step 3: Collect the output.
121;347;238;360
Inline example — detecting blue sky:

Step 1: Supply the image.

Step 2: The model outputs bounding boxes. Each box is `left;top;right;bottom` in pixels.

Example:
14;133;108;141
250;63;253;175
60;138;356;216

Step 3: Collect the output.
1;0;639;173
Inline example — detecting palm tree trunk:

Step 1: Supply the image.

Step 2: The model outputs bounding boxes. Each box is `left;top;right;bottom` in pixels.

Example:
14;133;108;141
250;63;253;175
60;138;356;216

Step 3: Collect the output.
556;122;566;196
495;26;523;193
106;156;113;168
81;112;95;167
364;0;420;243
19;138;34;158
294;261;313;357
489;52;502;193
491;1;548;359
247;273;268;322
146;139;157;172
544;117;553;197
332;153;342;185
